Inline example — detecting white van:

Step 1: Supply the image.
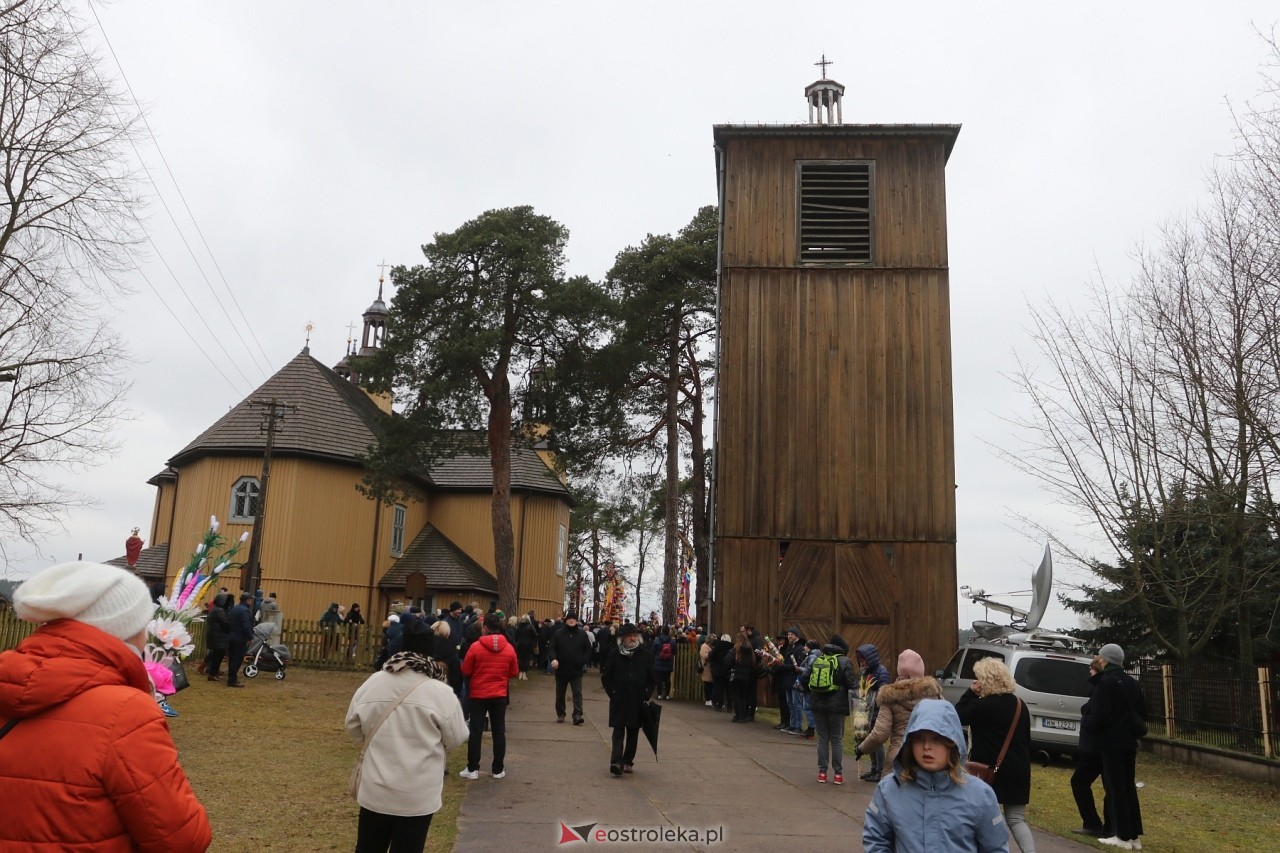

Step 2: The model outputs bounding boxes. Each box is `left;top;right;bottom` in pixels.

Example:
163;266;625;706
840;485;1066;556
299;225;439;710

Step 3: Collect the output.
936;631;1094;757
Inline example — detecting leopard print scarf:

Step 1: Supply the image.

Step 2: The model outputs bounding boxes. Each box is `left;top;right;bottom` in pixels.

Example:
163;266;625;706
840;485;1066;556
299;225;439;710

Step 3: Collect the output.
382;651;449;683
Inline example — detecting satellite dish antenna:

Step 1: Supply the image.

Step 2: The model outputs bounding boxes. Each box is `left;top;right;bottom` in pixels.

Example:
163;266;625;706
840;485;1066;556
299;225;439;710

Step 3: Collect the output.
1024;544;1052;631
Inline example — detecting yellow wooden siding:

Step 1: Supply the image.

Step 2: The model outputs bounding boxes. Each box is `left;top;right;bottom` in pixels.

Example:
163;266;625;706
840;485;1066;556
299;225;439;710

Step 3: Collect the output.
719;135;951;269
430;494;498;571
150;481;177;546
513;494;570;619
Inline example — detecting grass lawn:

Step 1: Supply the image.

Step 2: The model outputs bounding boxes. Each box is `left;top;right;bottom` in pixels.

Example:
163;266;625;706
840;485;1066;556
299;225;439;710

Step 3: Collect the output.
167;666;467;852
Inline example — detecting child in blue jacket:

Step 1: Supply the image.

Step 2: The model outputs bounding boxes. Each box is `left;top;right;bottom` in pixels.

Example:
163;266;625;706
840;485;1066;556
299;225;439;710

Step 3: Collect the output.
862;699;1009;853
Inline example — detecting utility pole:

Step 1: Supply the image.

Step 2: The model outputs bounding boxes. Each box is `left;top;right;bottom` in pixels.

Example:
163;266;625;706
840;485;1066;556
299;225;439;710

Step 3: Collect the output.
242;398;296;595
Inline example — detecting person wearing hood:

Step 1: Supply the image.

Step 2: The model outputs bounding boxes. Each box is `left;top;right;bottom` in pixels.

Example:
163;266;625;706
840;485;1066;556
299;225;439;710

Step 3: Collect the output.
0;561;213;851
651;626;676;701
956;657;1034;853
601;623;655;776
856;642;893;780
1081;643;1146;851
201;592;233;680
459;613;518;779
856;648;944;777
863;699;1009;853
549;611;593;724
799;634;858;783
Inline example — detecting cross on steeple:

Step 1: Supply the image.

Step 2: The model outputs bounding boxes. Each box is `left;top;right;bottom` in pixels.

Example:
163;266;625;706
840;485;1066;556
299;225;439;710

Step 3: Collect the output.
814;54;833;78
376;259;390;299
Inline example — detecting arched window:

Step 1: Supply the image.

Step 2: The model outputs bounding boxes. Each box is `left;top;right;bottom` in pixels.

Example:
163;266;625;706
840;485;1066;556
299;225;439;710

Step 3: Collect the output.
230;477;260;522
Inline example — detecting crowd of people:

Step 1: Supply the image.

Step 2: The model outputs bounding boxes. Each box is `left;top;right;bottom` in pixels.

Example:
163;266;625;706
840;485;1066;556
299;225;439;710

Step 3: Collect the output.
0;561;1151;852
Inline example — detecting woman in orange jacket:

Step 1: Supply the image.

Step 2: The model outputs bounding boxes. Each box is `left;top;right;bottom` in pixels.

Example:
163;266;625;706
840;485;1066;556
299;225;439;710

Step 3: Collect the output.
0;561;212;851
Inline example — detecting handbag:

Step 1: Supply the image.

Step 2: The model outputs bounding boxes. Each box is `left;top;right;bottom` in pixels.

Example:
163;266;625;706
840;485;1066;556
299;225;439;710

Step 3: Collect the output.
163;657;191;693
965;697;1022;785
347;680;422;799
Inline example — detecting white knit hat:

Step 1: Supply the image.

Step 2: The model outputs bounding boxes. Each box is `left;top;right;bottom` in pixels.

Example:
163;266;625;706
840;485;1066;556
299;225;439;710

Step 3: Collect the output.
14;561;156;642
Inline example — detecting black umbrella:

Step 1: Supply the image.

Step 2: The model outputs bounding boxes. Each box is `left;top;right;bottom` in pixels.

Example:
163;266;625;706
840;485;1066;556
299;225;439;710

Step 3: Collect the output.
640;699;662;759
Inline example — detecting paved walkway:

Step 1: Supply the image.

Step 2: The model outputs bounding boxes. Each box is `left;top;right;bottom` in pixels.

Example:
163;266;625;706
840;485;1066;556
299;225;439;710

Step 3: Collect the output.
452;673;1094;852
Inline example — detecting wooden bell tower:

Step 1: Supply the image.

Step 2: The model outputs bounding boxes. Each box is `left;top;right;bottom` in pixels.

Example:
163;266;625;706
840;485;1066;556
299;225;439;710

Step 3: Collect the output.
711;64;961;671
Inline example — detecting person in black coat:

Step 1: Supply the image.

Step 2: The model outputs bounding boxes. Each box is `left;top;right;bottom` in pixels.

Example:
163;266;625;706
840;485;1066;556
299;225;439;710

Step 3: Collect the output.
202;593;232;680
549;612;593;724
955;656;1034;853
513;616;538;679
708;634;733;711
227;592;255;687
1071;656;1111;838
601;623;655;776
1080;643;1146;849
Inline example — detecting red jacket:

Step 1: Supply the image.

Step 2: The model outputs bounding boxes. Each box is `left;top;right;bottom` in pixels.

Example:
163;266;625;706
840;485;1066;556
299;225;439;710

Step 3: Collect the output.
0;619;212;851
461;632;519;699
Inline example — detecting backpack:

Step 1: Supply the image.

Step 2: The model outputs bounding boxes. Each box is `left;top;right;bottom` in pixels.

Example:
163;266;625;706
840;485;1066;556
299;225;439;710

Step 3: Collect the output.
658;641;674;662
808;652;841;693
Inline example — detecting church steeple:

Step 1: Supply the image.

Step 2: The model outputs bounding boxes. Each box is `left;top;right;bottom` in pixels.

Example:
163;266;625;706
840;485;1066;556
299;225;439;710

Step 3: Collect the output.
333;264;391;384
359;263;390;358
805;54;845;125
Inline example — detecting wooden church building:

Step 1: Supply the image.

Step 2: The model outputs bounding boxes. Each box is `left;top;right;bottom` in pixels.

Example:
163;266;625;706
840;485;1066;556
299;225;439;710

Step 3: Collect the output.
712;68;961;670
110;278;572;624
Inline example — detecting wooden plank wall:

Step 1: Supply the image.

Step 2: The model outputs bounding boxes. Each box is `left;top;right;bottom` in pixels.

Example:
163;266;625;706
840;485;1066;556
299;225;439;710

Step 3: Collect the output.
715;537;958;680
712;127;959;674
716;267;955;541
718;135;950;269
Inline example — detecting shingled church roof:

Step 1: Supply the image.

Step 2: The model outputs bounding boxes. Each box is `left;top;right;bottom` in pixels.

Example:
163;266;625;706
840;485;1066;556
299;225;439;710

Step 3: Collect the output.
167;351;569;498
379;524;497;594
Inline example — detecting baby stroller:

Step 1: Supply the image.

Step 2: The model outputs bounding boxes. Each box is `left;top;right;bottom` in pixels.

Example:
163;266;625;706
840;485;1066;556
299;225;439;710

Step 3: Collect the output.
244;622;291;680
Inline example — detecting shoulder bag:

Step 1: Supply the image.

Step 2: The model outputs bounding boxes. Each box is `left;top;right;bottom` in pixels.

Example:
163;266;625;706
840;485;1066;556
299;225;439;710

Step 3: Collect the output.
347;679;423;799
965;696;1022;785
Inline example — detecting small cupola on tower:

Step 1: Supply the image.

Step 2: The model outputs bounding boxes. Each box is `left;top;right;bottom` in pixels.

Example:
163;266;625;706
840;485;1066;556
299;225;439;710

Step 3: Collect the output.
359;265;390;358
805;54;845;125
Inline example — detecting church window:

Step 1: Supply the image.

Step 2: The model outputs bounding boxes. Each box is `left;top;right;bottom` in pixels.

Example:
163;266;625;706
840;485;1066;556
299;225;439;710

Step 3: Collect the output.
797;160;874;264
229;477;260;521
556;522;567;576
391;505;406;556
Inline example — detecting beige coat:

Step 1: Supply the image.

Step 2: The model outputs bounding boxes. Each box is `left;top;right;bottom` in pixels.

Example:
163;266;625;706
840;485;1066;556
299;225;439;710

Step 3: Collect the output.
856;675;943;773
345;669;468;816
699;641;715;683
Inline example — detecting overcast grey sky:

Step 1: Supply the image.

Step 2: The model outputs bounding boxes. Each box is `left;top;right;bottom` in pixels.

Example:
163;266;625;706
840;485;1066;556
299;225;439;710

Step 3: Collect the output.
8;1;1278;632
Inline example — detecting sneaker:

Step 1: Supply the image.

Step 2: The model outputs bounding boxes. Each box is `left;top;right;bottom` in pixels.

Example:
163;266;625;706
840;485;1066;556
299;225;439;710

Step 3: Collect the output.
803;729;816;739
1130;841;1142;851
623;764;634;774
609;764;623;776
786;728;803;735
817;772;827;783
1098;838;1133;850
458;769;479;780
833;773;844;785
860;771;880;781
557;716;565;723
704;700;713;706
573;717;584;726
492;771;506;779
158;701;178;718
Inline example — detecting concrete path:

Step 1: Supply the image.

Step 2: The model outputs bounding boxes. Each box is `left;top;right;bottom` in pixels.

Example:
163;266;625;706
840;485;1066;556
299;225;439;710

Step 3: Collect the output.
453;673;1095;852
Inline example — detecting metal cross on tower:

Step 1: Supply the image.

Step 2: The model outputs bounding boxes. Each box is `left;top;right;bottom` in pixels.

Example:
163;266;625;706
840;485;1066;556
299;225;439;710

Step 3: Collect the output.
814;54;834;78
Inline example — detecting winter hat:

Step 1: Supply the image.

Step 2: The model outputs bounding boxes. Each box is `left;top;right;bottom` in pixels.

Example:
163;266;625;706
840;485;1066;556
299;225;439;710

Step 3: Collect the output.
565;611;580;622
1099;643;1125;666
897;649;926;680
14;561;155;642
618;623;642;636
720;634;732;642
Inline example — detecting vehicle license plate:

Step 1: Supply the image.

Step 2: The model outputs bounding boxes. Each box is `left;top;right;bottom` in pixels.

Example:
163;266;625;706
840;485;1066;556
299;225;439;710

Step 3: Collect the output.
1042;718;1076;731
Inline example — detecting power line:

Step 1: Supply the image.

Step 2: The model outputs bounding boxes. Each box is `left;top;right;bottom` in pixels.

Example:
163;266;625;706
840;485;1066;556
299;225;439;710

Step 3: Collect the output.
132;265;245;395
86;0;277;380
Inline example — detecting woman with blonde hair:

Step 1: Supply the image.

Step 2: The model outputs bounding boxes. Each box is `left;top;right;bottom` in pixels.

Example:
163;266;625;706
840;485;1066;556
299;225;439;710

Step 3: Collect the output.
956;657;1034;852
